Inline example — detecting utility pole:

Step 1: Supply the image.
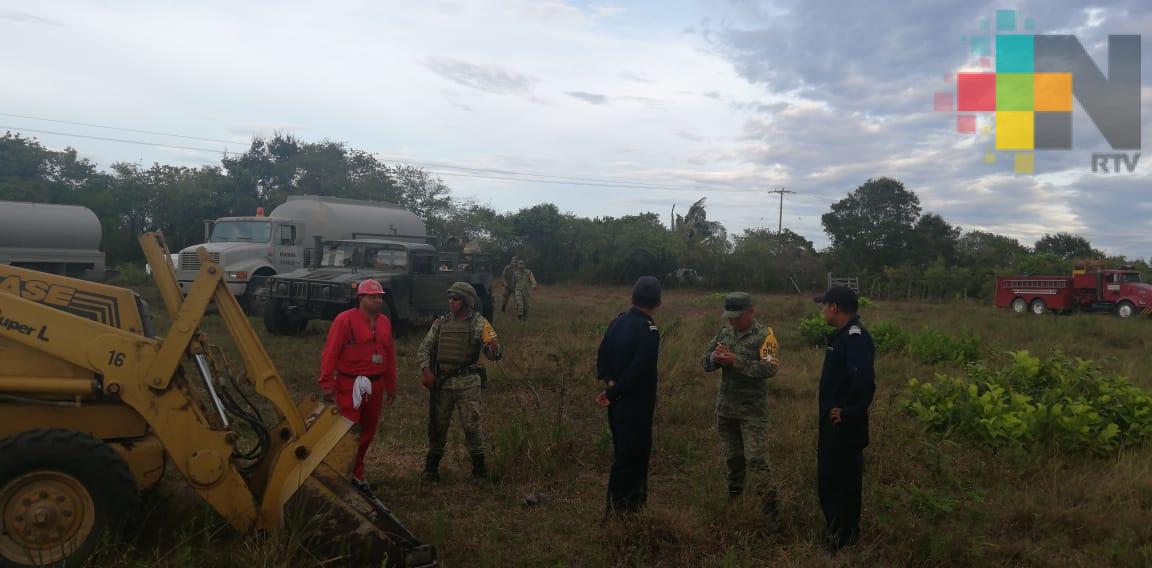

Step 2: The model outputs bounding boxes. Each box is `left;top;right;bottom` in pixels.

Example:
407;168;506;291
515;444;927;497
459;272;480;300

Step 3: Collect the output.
766;187;795;233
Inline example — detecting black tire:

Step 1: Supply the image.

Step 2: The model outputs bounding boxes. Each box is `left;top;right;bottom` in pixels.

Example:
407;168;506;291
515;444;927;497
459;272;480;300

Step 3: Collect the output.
1011;298;1028;314
1116;301;1136;319
0;429;138;568
1029;299;1047;316
242;272;275;316
263;298;307;335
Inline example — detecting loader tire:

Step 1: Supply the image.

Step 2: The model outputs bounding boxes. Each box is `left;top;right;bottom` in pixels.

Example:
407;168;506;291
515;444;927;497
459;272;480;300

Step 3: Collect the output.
0;429;138;568
263;298;307;335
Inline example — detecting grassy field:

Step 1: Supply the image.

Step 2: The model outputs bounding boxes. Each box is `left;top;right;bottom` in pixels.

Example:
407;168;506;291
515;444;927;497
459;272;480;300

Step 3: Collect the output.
90;284;1152;567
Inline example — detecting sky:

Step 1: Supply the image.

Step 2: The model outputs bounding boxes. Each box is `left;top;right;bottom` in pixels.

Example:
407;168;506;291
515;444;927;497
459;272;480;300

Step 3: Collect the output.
1;0;1149;257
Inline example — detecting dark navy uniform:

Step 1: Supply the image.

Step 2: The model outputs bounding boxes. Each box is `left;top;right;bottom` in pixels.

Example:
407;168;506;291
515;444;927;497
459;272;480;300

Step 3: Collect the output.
818;315;875;547
597;307;660;513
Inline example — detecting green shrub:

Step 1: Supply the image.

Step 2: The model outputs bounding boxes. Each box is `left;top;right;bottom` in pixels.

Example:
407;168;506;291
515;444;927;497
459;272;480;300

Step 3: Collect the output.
910;328;980;364
796;312;835;346
858;296;874;308
871;321;910;355
901;350;1152;456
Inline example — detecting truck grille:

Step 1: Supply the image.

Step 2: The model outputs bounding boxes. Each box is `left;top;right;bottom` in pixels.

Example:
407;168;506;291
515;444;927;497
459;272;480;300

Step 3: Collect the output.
179;251;221;272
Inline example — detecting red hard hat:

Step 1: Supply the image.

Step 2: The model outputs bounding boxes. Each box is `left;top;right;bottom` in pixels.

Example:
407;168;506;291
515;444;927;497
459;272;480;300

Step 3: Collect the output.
357;280;384;296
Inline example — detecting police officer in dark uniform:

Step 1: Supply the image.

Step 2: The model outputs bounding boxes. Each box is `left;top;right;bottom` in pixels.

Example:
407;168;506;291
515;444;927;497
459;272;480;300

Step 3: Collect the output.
595;277;662;514
814;286;875;552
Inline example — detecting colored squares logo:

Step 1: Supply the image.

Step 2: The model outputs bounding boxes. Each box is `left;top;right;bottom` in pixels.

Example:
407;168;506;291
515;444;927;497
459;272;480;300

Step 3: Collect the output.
996;35;1033;72
996;111;1033;150
1034;73;1072;111
957;73;995;111
996;74;1032;110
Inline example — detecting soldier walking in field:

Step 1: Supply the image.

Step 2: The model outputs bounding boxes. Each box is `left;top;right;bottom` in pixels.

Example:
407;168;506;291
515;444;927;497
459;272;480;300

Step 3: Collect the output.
500;256;518;313
701;292;781;516
511;259;538;320
418;282;503;482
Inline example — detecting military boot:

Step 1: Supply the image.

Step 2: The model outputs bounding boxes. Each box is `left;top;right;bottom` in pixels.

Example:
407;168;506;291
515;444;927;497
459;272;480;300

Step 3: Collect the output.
471;454;489;481
726;456;747;501
422;453;442;482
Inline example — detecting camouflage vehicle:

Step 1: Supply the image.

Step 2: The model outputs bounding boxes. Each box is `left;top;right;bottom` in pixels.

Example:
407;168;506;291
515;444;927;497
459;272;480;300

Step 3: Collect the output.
260;238;495;335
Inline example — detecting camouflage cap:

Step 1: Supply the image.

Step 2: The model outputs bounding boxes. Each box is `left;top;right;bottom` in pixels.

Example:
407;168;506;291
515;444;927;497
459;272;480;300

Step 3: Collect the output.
447;281;478;308
722;292;753;319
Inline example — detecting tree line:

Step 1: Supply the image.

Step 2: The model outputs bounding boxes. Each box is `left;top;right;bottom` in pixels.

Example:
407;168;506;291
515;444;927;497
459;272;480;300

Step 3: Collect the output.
1;133;1146;299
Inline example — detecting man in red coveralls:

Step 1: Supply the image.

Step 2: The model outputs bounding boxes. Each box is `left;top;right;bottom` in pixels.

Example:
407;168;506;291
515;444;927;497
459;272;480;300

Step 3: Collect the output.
318;279;397;490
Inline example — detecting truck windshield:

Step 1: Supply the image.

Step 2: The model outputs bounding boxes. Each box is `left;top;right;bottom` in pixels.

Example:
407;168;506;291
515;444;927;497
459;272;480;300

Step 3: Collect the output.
1121;272;1142;283
210;221;272;243
322;243;408;271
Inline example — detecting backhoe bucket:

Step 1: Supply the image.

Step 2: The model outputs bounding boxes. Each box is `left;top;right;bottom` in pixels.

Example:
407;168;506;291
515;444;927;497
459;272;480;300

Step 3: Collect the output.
285;429;436;567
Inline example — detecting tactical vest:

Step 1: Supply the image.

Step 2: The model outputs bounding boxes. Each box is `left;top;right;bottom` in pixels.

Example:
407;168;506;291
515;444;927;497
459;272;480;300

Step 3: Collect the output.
437;316;480;370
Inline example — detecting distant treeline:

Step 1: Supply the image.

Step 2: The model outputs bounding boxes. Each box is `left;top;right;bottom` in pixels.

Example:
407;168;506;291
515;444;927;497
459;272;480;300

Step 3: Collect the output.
2;133;1145;299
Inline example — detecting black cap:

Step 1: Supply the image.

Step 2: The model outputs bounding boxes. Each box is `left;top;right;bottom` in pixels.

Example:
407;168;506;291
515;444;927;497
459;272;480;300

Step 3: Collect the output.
815;286;859;312
632;276;662;308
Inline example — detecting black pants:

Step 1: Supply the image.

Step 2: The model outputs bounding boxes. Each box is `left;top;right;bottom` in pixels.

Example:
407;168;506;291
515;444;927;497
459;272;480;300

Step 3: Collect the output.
817;440;864;542
606;401;653;513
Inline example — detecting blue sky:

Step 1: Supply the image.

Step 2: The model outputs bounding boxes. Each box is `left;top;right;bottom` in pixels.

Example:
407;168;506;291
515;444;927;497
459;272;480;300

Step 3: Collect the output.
1;1;1149;257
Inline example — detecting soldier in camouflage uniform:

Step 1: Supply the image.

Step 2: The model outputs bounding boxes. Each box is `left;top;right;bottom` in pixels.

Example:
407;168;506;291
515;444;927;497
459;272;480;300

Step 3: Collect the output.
418;282;503;482
701;292;781;513
511;259;537;320
500;256;518;313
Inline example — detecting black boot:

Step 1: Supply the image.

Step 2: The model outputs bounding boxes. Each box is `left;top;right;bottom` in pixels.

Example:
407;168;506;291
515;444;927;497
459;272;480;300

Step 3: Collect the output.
471;454;489;480
422;453;441;482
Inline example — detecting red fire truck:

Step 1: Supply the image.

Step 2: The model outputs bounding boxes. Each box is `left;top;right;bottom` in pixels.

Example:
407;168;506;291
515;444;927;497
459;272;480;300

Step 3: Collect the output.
995;263;1152;318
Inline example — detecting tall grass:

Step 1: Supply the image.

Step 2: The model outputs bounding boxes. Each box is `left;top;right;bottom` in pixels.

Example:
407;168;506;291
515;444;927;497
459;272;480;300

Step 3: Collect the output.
88;286;1152;566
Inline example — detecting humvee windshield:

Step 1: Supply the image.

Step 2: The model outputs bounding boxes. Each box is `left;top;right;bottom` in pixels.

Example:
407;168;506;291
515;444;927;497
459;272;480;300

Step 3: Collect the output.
322;243;408;271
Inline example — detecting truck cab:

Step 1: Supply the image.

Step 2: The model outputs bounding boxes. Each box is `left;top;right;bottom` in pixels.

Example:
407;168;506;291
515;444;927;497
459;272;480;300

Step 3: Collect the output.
261;239;495;335
175;216;305;314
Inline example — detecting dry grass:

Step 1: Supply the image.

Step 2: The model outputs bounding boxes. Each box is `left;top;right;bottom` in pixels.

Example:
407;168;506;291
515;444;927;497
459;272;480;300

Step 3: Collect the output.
89;284;1152;567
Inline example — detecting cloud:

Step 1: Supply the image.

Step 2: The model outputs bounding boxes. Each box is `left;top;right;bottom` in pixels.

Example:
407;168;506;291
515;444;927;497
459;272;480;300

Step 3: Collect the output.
0;11;65;27
566;91;609;105
619;71;651;83
422;57;537;95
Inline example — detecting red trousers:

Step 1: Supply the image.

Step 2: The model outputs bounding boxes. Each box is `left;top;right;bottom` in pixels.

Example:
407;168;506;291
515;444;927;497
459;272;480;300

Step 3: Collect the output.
333;374;385;480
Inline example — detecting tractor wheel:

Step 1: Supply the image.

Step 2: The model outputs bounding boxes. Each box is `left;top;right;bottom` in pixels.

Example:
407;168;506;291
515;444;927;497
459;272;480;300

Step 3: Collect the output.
1029;299;1048;316
1011;298;1028;314
0;429;137;568
263;298;308;335
1116;301;1135;319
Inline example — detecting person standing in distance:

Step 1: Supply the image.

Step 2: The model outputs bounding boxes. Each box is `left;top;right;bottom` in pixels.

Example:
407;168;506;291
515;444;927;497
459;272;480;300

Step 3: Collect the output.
814;286;875;552
595;277;662;515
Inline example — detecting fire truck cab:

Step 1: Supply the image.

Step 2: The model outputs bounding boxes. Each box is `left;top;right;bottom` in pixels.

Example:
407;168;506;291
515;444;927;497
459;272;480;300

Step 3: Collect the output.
995;263;1152;318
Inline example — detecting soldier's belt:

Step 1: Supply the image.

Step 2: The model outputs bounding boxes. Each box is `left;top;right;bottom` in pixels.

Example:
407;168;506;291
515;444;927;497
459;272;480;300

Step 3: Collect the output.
439;365;483;380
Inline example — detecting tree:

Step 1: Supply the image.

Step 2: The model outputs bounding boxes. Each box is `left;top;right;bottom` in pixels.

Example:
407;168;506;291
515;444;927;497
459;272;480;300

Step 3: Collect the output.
910;213;960;267
1034;233;1102;260
821;177;921;272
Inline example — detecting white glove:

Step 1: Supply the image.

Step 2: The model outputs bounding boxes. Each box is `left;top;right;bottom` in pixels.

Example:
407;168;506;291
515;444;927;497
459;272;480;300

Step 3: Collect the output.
352;375;373;409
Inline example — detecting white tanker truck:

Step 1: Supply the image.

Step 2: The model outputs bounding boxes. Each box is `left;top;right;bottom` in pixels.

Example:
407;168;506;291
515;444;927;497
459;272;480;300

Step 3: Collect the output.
174;195;428;313
0;200;107;280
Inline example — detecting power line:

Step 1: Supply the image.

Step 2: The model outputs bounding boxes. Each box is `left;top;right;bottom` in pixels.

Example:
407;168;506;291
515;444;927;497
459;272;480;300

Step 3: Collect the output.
0;112;248;145
2;113;750;193
0;122;761;194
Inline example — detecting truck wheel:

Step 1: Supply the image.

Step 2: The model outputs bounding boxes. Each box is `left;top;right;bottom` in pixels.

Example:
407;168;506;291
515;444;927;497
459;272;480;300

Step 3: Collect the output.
243;272;274;316
1011;298;1028;314
1116;301;1135;319
263;298;307;335
0;429;138;568
1029;299;1047;315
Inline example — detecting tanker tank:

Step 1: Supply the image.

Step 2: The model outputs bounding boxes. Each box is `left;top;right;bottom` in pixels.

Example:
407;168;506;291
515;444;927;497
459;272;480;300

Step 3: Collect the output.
0;200;106;280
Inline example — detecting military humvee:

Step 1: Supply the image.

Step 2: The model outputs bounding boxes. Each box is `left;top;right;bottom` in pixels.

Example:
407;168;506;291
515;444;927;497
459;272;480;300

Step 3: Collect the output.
259;238;495;335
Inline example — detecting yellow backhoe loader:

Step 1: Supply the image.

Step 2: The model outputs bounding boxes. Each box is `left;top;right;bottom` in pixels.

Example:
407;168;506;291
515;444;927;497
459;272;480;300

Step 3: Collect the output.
0;233;435;567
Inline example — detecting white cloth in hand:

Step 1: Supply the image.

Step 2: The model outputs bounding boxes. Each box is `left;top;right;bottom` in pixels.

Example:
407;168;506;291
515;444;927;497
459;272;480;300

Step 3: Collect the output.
352;375;373;409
